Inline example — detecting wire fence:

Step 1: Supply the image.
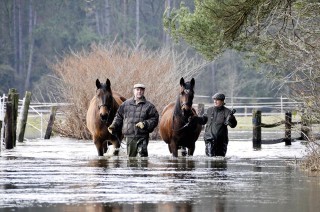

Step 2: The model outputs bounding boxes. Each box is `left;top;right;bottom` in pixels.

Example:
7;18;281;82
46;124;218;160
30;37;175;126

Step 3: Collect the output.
194;95;303;116
0;94;304;141
0;94;70;141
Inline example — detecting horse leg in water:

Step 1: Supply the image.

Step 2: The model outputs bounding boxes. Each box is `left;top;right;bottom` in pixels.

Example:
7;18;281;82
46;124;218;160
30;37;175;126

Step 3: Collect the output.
170;141;178;157
168;144;172;154
93;137;106;156
111;140;120;156
187;143;195;156
103;140;110;154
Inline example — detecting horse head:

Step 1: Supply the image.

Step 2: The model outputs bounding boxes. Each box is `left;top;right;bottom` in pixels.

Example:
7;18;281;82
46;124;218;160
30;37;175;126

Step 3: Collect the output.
179;77;195;116
96;78;114;123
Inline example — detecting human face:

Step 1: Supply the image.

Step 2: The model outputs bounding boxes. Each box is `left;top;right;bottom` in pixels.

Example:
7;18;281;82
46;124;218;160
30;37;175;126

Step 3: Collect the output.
134;87;145;99
213;99;224;107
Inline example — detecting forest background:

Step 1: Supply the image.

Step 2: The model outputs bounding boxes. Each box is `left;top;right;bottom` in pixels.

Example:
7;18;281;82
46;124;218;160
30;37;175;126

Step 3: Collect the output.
0;0;277;101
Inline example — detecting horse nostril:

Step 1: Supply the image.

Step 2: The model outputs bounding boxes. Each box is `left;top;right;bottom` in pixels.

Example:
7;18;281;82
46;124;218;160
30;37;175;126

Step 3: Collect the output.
100;114;108;121
182;106;191;111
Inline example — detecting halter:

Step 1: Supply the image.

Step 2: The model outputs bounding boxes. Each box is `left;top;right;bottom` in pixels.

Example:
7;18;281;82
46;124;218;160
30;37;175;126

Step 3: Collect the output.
172;96;194;132
180;89;193;110
98;97;114;124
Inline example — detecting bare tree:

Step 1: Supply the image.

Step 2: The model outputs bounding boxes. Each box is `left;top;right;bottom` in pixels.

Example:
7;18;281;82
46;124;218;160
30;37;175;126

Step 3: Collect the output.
104;0;111;36
135;0;140;45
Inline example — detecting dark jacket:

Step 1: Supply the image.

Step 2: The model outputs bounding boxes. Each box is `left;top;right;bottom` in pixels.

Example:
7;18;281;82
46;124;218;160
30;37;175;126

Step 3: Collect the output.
203;106;237;143
112;96;159;138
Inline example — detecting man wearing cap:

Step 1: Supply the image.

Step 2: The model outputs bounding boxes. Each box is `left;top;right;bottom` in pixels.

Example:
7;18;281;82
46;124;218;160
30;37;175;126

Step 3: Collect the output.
108;83;159;157
203;93;237;157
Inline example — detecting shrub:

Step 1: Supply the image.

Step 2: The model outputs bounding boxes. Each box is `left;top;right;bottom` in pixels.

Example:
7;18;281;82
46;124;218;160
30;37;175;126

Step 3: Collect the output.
49;43;207;139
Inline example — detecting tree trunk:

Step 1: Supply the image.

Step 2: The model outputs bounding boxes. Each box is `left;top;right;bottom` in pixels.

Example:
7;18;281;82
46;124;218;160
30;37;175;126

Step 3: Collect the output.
25;0;36;91
18;0;23;77
228;51;237;104
122;0;128;43
164;0;171;46
95;9;101;36
13;0;18;75
135;0;140;45
210;61;216;98
104;0;110;36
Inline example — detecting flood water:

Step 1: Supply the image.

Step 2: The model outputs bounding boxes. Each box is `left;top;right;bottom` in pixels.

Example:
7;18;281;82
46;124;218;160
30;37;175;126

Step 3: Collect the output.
1;134;320;212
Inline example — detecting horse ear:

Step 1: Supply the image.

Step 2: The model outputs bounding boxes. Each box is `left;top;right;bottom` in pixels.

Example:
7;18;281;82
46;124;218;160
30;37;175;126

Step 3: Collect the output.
180;77;185;87
96;79;101;89
190;78;195;88
106;78;111;89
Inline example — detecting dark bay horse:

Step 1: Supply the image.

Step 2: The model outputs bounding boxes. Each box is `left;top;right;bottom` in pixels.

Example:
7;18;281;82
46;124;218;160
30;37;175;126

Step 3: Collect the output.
159;77;204;157
86;79;126;156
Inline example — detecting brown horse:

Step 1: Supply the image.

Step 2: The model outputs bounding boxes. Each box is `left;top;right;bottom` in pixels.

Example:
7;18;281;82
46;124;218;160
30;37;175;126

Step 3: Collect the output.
159;77;204;157
86;79;126;156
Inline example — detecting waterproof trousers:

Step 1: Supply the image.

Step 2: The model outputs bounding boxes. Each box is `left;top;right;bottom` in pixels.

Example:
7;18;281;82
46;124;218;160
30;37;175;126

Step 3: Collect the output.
126;137;149;157
205;139;227;157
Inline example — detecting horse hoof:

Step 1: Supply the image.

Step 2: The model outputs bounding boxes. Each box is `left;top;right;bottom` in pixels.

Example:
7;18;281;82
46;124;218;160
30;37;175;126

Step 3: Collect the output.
113;148;120;156
178;149;187;157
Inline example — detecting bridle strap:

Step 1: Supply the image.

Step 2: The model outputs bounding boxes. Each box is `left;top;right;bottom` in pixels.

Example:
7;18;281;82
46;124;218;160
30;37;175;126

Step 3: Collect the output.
172;114;191;132
98;99;114;124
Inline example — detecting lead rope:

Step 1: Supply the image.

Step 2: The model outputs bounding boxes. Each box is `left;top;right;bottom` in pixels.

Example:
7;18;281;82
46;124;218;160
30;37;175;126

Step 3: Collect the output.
172;114;191;132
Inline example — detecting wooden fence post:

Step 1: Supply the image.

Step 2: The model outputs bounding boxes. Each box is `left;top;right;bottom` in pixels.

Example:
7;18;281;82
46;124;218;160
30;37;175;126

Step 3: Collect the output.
284;111;292;145
17;91;32;142
8;88;19;147
252;110;261;149
44;106;57;139
5;101;14;149
0;120;2;152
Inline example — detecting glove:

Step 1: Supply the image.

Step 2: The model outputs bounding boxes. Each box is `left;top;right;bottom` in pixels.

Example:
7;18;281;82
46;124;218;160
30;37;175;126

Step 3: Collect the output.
108;125;115;134
224;114;234;126
199;116;208;125
225;109;236;125
135;122;145;129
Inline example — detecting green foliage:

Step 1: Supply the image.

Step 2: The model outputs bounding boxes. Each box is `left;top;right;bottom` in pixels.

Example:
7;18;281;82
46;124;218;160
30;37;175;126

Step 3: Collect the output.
164;0;290;60
75;26;100;48
165;1;320;96
164;1;226;59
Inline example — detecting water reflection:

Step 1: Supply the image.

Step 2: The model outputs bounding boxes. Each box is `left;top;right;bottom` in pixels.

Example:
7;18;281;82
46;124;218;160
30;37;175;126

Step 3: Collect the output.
88;158;123;168
0;138;319;212
205;159;227;170
127;157;149;168
164;158;196;169
10;202;194;212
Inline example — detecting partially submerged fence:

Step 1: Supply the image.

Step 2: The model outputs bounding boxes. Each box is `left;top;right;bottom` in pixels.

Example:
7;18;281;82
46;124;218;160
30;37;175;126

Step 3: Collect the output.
252;110;311;149
0;90;63;151
1;93;311;153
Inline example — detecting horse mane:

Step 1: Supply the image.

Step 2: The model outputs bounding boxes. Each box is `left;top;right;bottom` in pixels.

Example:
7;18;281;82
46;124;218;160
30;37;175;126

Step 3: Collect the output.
173;95;182;116
113;92;126;105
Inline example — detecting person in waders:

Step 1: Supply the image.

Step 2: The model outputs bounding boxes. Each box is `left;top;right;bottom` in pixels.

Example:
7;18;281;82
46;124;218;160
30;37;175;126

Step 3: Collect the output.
108;83;159;157
203;93;237;157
